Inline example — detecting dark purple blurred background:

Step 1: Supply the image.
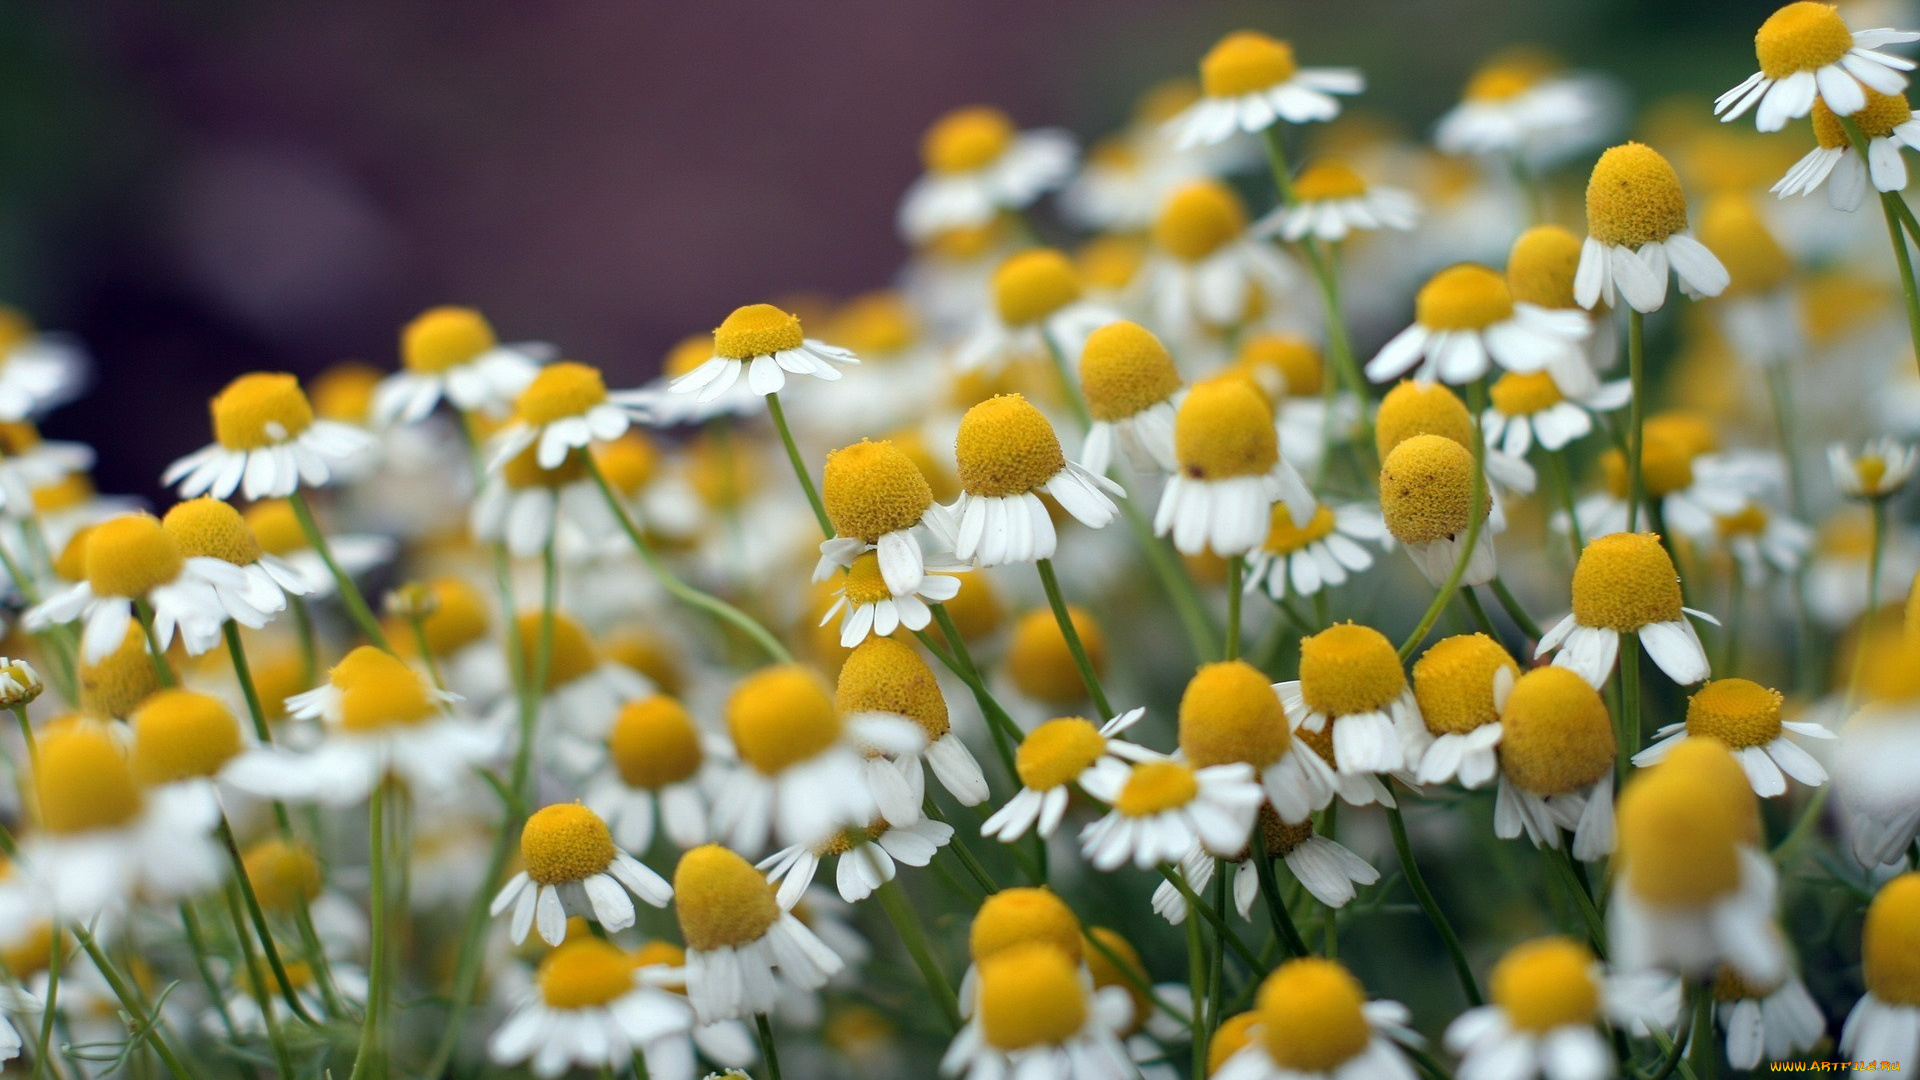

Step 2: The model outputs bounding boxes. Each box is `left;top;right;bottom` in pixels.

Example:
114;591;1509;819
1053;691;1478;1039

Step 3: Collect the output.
0;0;1774;497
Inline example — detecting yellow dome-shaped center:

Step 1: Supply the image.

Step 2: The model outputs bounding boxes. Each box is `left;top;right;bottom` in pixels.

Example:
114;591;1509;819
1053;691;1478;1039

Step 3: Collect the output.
1812;88;1915;149
992;249;1082;327
130;689;244;786
1498;667;1615;795
1180;659;1291;769
162;497;263;566
1571;532;1685;631
1293;160;1370;201
1007;606;1106;705
538;939;636;1009
415;577;491;656
1489;371;1564;417
1508;224;1584;309
1864;872;1920;1006
970;887;1083;963
79;620;163;718
1236;334;1325;400
213;373;315;451
1698;193;1791;297
1685;678;1784;749
403;306;497;374
1201;31;1298;98
1257;958;1373;1072
1599;438;1695;501
1016;717;1107;791
1586;142;1690;249
1154;181;1248;263
514;362;607;425
608;696;704;790
923;106;1016;174
840;552;894;607
674;844;780;950
1299;623;1405;717
837;636;950;739
1114;760;1200;816
955;394;1067;497
337;660;439;732
727;665;843;775
978;944;1089;1051
594;435;660;497
1375;380;1474;458
35;726;143;835
1416;264;1515;331
1079;321;1182;422
822;440;934;542
1617;764;1743;905
714;303;806;360
243;500;308;556
521;803;618;885
1260;503;1337;556
1174;378;1278;481
1756;2;1856;79
514;611;600;691
1413;633;1517;736
1491;937;1600;1032
85;513;184;597
244;839;323;912
831;292;917;356
1379;434;1479;546
312;362;380;423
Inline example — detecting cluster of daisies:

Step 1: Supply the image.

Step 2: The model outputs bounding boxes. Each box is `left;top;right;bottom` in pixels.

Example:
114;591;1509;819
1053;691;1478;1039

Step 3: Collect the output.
6;5;1920;1080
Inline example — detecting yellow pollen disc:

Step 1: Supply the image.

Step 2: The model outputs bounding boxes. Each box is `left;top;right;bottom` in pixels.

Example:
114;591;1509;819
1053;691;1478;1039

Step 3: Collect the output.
1617;763;1743;905
212;373;315;451
1600;438;1694;501
1180;660;1290;769
1113;760;1200;816
1154;180;1248;263
1570;532;1685;631
837;638;950;740
594;435;659;497
674;844;780;950
831;555;893;611
727;665;843;775
1712;963;1784;1002
1489;371;1564;417
514;611;599;690
978;944;1088;1051
130;689;244;786
1085;927;1151;1032
1379;434;1479;546
1497;668;1615;796
34;726;143;835
1812;88;1914;149
1491;937;1600;1032
163;497;262;566
992;249;1082;327
1008;606;1107;705
1299;623;1405;717
1174;378;1279;482
538;939;635;1009
1077;235;1146;293
922;106;1015;174
1416;264;1515;331
0;306;34;350
1;923;54;979
1256;958;1373;1072
1716;503;1770;542
1260;504;1337;556
608;696;703;790
1463;62;1543;103
1686;678;1784;749
955;394;1066;498
0;421;40;455
1200;30;1298;98
1413;634;1518;736
822;440;934;542
632;940;687;972
243;501;308;556
79;620;164;718
1864;873;1920;1005
969;887;1083;963
502;444;589;490
1375;380;1474;458
1756;2;1855;79
38;475;96;520
336;659;438;732
1210;1012;1261;1074
311;362;381;423
416;578;491;656
1016;718;1107;791
663;334;713;379
605;630;684;698
1293;160;1369;201
1586;142;1690;249
514;362;606;425
1262;807;1315;856
243;839;323;913
86;513;185;598
1698;193;1791;297
521;803;617;885
1235;335;1325;400
830;292;917;356
925;221;1003;260
1650;411;1719;458
1662;738;1763;844
1079;321;1182;422
402;306;497;374
713;303;806;361
1507;224;1585;309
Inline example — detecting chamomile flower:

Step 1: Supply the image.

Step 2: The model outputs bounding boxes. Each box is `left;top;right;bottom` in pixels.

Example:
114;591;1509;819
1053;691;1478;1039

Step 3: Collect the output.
897;106;1076;243
760;817;954;907
486;361;633;472
488;938;697;1080
1233;334;1354;478
1277;624;1422;777
1536;532;1717;688
1379;433;1499;588
1568;426;1760;542
1152;812;1380;924
1076;321;1182;476
162;496;312;628
952;249;1119;377
490;802;672;946
1366;263;1589;386
243;499;396;600
940;943;1135;1080
1434;51;1615;167
1840;872;1920;1068
1255;159;1419;243
24;511;237;662
374;306;547;424
1077;755;1263;871
1155;378;1315;557
980;709;1159;843
709;664;923;854
1144;180;1298;344
1482;371;1631;456
1376;379;1537;516
1634;678;1833;797
815;438;943;595
1411;633;1518;789
1061;82;1226;233
1181;660;1340;823
1831;436;1918;497
1490;667;1617;860
1167;31;1364;149
820;552;963;648
1712;965;1827;1071
672;844;845;1023
667;303;858;405
1702;494;1812;589
1004;605;1109;711
0;986;38;1072
164;372;373;500
583;694;727;853
836;636;990;816
0;306;84;421
1715;2;1918;131
1446;937;1663;1080
1776;91;1920;212
624;942;761;1079
497;611;654;753
1698;193;1806;371
1505;224;1608;395
128;688;251;801
939;394;1122;568
1213;958;1418;1080
1835;637;1920;866
471;445;617;558
1574;143;1729;314
1244;499;1389;602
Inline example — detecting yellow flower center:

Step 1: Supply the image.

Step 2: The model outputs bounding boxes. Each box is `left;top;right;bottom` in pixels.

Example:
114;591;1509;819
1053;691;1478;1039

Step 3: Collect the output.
1256;958;1373;1072
1413;633;1518;736
1617;761;1744;905
674;844;780;950
514;611;599;691
1570;532;1685;631
1498;668;1615;795
594;435;660;497
1857;453;1891;492
727;664;843;775
212;373;315;451
163;497;263;566
970;887;1083;963
336;652;439;732
1008;606;1106;705
1180;660;1291;769
1812;88;1914;149
925;221;1004;260
955;394;1067;497
501;444;590;490
1016;718;1107;790
1174;378;1278;481
608;696;704;790
1489;371;1564;417
713;303;806;361
1293;160;1370;201
521;803;618;885
1416;264;1515;331
840;552;894;607
1665;738;1763;845
1079;321;1182;422
1600;439;1695;501
1586;143;1690;249
837;635;951;739
34;726;143;834
1379;434;1479;546
1375;380;1474;459
1085;927;1151;1034
1210;1012;1261;1074
1685;678;1784;749
37;474;95;518
1235;334;1325;400
85;513;184;597
1507;224;1585;309
1698;193;1792;298
1864;873;1920;1005
822;440;934;542
992;249;1082;327
1153;180;1248;263
830;292;916;356
632;940;688;974
78;620;163;718
538;939;636;1009
1299;623;1405;717
1716;503;1770;541
1756;2;1856;79
1200;31;1298;98
1260;504;1337;556
514;362;606;425
312;362;381;423
1492;937;1600;1032
243;839;323;913
0;306;34;352
415;577;491;656
130;689;243;786
402;306;497;374
922;106;1015;174
978;944;1088;1051
1078;234;1146;293
1114;760;1201;816
1712;964;1784;1002
243;500;308;556
1463;62;1544;103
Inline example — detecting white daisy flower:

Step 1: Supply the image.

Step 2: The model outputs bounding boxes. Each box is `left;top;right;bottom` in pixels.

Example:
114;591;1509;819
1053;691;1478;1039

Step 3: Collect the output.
1156;378;1316;558
665;303;858;405
1490;667;1619;861
1366;263;1589;387
485;361;633;473
760;817;953;907
940;943;1135;1080
488;938;697;1080
1075;321;1182;477
1574;143;1729;314
1410;633;1518;790
375;306;548;425
980;709;1160;844
820;551;964;648
162;496;312;630
1245;500;1388;602
1380;433;1501;589
1634;678;1834;797
1254;159;1419;243
164;372;372;501
0;306;85;421
1446;937;1679;1080
813;438;948;597
1713;967;1826;1071
490;610;653;760
952;248;1120;378
1166;30;1363;149
1277;623;1423;778
471;443;618;558
0;985;42;1072
1840;873;1920;1070
1179;660;1343;825
241;497;396;601
837;636;990;819
1715;2;1918;131
1775;90;1920;210
1077;757;1263;871
1568;444;1764;545
1153;819;1378;924
1831;436;1918;497
581;694;729;854
0;421;93;512
935;394;1123;568
1483;371;1631;457
1213;958;1419;1080
490;803;672;946
1717;498;1817;587
627;943;760;1080
1536;532;1717;689
1144;180;1299;346
1834;680;1920;868
24;512;237;663
897;106;1075;243
1435;53;1617;167
672;844;846;1024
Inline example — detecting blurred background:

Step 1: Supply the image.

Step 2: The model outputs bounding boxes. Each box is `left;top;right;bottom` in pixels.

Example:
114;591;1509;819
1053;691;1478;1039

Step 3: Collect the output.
1;0;1788;496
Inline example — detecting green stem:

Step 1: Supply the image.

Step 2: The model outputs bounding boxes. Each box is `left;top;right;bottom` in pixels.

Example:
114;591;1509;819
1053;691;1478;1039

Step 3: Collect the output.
1547;846;1607;956
1647;993;1696;1080
1253;848;1310;957
766;392;831;537
73;927;193;1080
1398;381;1490;662
178;904;259;1080
1035;558;1112;717
1489;577;1542;641
1115;493;1217;660
31;928;60;1080
1183;869;1207;1080
870;872;961;1032
287;490;392;651
755;1014;783;1080
131;600;177;687
217;817;322;1026
1385;803;1482;1006
1545;449;1585;561
1461;587;1497;637
223;881;299;1080
350;780;390;1080
1687;977;1718;1079
1042;334;1094;430
1158;867;1259;970
1224;556;1244;660
1626;309;1647;533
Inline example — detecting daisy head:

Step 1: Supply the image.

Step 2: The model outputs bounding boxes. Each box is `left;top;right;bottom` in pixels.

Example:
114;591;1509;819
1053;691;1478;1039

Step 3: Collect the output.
1435;48;1611;164
946;394;1122;567
1539;531;1712;688
128;688;245;788
1076;321;1182;476
1493;667;1616;857
241;838;323;916
1716;2;1918;131
76;619;166;718
1375;379;1473;460
1168;30;1364;149
487;361;631;471
942;942;1132;1080
672;843;844;1022
669;302;858;404
817;437;940;594
1215;957;1415;1080
1282;623;1418;777
25;511;228;665
1830;436;1917;498
491;801;672;947
981;709;1154;844
0;658;42;709
821;551;962;648
1698;193;1793;301
1255;158;1420;243
1007;605;1108;708
1777;90;1920;211
1854;873;1920;1033
969;886;1083;975
1367;262;1588;386
377;305;543;424
1411;633;1518;788
1181;659;1337;823
1380;433;1497;587
1152;180;1249;267
1508;224;1586;312
1233;334;1325;403
836;634;989;812
1576;143;1729;313
164;371;371;500
898;106;1075;243
1634;678;1831;797
1245;499;1387;602
163;495;311;624
489;936;690;1080
1078;755;1263;870
1448;936;1616;1080
588;694;714;852
1157;377;1315;557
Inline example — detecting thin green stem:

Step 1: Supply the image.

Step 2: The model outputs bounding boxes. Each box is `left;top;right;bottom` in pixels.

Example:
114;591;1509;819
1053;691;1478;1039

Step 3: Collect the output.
73;927;193;1080
1722;572;1745;676
1042;334;1094;430
870;871;961;1032
1687;977;1718;1079
287;490;392;651
1157;867;1260;970
1253;847;1310;957
755;1014;783;1080
1205;862;1227;1052
766;392;831;537
1385;802;1482;1006
1183;868;1207;1080
1626;309;1647;533
350;780;390;1080
31;928;59;1080
1035;558;1112;718
1489;577;1542;641
1398;381;1490;662
1547;846;1607;956
1224;556;1244;660
217;817;323;1026
1545;449;1585;560
178;904;259;1080
131;600;177;687
223;881;299;1080
1647;993;1696;1080
1461;587;1497;637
